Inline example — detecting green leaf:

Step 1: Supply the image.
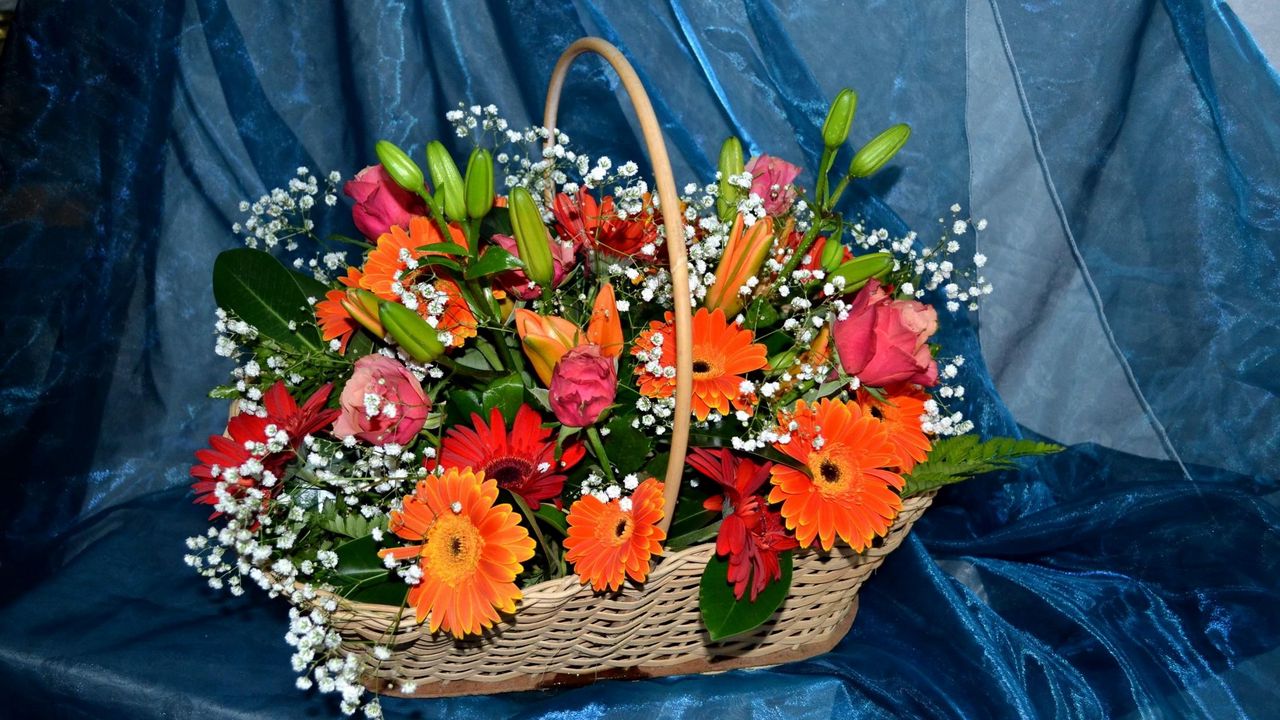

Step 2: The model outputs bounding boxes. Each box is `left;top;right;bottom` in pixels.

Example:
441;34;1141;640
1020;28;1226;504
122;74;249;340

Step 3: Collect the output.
212;248;328;350
415;241;470;256
743;296;780;331
699;551;792;641
603;415;651;474
330;534;409;606
318;509;385;539
445;388;484;426
904;435;1063;496
482;373;525;425
667;519;721;550
533;503;569;536
479;206;513;238
326;233;374;250
416;255;464;273
464;246;525;280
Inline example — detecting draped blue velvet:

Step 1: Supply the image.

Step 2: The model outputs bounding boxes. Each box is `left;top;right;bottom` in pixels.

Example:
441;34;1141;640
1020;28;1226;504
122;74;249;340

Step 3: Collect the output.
1;0;1278;718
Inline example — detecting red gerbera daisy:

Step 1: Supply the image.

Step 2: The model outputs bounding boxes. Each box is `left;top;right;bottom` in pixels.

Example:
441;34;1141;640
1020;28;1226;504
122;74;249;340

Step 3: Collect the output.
438;404;586;506
190;383;338;518
552;188;659;260
189;413;287;518
262;381;340;449
688;447;798;601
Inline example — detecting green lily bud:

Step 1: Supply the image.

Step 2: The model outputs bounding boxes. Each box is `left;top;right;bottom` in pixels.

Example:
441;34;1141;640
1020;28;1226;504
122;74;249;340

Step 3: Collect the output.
768;347;799;373
849;124;911;178
379;301;446;363
821;89;857;148
507;186;555;289
830;251;894;293
820;226;846;273
464;147;494;219
425;141;466;221
339;289;385;338
716;136;745;221
375;140;425;194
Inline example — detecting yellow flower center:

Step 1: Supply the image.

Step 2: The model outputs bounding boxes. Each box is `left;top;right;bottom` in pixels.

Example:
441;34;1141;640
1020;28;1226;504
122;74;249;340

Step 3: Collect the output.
691;353;724;380
425;513;484;587
595;507;634;547
808;451;859;497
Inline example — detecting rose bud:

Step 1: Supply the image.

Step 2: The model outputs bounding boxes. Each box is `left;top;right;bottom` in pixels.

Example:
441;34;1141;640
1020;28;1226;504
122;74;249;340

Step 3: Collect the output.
333;355;431;446
549;345;618;427
832;279;938;388
344;161;427;241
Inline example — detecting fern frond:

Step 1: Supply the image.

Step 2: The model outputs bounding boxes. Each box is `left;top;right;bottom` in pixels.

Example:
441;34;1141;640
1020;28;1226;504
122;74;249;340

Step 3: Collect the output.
904;435;1062;496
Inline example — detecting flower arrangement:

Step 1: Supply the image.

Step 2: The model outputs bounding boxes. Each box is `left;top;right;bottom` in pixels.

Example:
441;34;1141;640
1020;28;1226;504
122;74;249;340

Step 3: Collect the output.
186;84;1058;714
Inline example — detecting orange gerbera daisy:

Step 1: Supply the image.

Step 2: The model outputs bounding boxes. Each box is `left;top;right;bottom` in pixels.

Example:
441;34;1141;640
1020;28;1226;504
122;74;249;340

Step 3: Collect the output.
768;398;904;551
564;478;666;591
356;217;476;348
377;468;535;638
632;307;768;420
860;386;932;472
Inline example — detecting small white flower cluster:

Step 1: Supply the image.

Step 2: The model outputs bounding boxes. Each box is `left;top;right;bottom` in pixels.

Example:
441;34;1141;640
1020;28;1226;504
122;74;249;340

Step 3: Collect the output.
446;102;509;139
920;355;974;435
213;308;258;359
232;166;341;252
580;471;643;506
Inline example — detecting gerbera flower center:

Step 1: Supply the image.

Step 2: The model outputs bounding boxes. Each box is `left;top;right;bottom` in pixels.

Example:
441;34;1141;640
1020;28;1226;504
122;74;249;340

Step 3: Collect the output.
484;456;533;489
425;514;484;587
595;508;634;547
808;451;857;496
691;354;722;380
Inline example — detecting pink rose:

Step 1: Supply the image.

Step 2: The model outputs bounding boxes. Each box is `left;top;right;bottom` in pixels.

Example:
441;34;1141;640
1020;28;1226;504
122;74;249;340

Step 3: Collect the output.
491;233;576;299
343;165;427;240
832;279;939;387
744;155;802;215
549;345;617;427
333;355;431;445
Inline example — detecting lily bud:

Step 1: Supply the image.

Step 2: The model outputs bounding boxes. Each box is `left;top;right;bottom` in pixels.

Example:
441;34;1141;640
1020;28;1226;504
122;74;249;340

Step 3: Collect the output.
820;226;846;273
513;308;579;386
379;301;445;363
821;89;857;148
375;140;425;194
705;213;774;317
849;124;911;178
464;147;494;219
425;141;466;221
339;288;384;337
507;186;555;289
585;282;623;358
716;136;745;221
830;252;894;293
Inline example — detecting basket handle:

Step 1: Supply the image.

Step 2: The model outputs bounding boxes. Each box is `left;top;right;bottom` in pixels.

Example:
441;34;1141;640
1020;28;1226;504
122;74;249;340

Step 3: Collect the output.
542;38;692;536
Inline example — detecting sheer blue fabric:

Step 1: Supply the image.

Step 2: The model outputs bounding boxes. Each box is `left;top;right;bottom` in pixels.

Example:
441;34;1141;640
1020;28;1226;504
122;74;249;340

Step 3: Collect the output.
1;1;1277;718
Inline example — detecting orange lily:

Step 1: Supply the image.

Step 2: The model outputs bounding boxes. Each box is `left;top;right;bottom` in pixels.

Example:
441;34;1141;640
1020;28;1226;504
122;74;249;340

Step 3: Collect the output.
704;213;775;317
585;282;623;358
515;283;622;385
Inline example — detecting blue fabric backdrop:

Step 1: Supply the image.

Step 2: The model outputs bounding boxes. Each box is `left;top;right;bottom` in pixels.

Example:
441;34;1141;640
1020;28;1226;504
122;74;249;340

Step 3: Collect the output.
1;0;1278;718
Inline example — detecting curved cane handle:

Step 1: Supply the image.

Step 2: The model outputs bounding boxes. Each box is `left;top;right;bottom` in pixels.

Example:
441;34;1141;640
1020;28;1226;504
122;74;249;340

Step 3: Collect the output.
541;38;692;536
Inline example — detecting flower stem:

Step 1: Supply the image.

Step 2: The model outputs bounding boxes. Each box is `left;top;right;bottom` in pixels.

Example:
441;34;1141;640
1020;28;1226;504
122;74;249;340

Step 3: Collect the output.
585;426;616;484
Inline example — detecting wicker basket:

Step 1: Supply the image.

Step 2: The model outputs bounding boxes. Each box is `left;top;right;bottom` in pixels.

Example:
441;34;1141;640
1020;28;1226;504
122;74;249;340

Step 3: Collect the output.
306;37;936;698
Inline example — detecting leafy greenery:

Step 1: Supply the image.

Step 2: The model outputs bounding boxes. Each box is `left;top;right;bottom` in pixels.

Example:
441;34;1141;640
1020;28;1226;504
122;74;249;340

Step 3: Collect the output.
699;551;792;641
904;435;1063;496
212;248;328;351
603;414;652;474
464;246;525;280
330;534;408;606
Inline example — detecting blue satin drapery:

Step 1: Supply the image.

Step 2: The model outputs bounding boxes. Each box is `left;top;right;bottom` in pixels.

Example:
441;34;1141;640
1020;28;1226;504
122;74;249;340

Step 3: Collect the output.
0;1;1277;718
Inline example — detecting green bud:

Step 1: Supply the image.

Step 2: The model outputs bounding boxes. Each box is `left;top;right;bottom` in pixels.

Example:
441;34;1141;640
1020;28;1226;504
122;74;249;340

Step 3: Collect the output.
830;251;894;293
820;226;846;273
425;141;466;221
716;136;745;221
379;301;446;363
507;186;555;289
821;89;857;148
849;124;911;178
464;148;495;219
769;347;799;373
375;140;425;194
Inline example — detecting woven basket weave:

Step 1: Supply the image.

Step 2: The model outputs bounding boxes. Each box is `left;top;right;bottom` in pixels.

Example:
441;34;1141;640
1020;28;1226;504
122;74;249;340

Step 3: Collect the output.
297;37;936;698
